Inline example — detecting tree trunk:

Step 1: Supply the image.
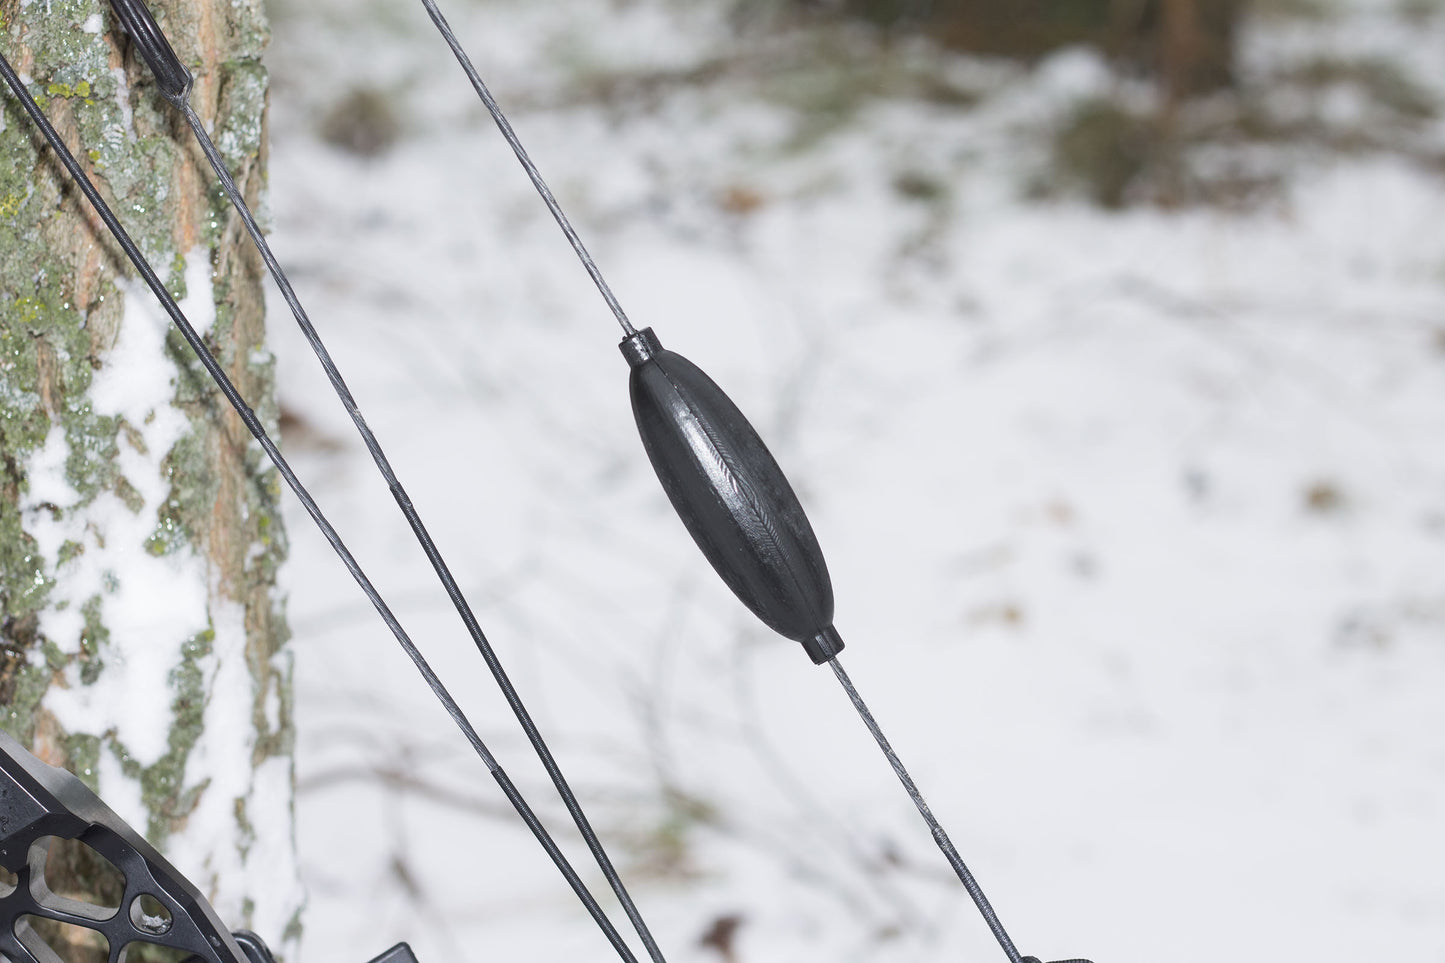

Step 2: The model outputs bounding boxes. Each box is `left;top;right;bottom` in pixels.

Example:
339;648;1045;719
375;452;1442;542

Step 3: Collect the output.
0;0;299;953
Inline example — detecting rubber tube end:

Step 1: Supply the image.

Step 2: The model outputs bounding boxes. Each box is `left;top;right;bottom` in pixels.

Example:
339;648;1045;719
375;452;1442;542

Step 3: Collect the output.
804;625;844;665
619;327;663;368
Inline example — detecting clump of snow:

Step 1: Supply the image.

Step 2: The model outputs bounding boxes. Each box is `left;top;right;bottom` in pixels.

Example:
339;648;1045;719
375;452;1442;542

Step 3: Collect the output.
1033;46;1113;103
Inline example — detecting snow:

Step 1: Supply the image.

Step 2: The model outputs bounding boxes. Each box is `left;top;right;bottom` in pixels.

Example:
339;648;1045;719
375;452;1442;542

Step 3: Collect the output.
33;253;210;773
110;66;136;142
130;0;1445;961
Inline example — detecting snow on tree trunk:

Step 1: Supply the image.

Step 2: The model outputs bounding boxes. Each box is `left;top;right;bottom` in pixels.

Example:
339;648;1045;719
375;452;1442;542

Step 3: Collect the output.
0;0;301;953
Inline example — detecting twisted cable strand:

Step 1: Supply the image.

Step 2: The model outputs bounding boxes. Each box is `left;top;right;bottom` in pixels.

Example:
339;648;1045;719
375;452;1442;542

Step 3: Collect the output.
417;0;636;337
829;656;1024;963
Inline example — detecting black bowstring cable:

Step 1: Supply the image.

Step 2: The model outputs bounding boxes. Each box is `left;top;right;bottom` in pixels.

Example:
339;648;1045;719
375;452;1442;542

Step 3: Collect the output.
411;7;1094;961
96;0;668;957
416;0;635;338
834;660;1088;963
831;657;1023;961
0;48;645;963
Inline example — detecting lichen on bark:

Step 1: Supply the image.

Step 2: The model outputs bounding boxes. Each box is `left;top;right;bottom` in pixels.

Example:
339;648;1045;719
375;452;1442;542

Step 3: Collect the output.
1;0;299;947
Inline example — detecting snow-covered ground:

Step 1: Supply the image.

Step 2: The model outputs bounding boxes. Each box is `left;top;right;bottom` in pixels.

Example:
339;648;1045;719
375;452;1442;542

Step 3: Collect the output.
259;2;1445;961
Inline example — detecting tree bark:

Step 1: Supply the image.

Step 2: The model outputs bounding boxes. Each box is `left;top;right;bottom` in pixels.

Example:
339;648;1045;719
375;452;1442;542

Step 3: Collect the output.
0;0;299;953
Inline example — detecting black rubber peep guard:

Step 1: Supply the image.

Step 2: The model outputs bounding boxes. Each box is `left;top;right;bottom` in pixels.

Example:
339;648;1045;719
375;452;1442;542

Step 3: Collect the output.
622;327;844;664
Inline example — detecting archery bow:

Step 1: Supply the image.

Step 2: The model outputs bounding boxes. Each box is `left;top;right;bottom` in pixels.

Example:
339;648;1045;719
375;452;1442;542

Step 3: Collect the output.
0;2;1096;960
0;728;419;963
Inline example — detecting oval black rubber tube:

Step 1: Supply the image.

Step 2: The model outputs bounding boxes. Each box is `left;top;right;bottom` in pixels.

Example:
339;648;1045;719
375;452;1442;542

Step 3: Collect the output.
621;327;844;664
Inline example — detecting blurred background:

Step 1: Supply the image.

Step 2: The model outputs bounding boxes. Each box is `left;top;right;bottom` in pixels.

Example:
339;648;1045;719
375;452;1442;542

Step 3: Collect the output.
259;1;1445;961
